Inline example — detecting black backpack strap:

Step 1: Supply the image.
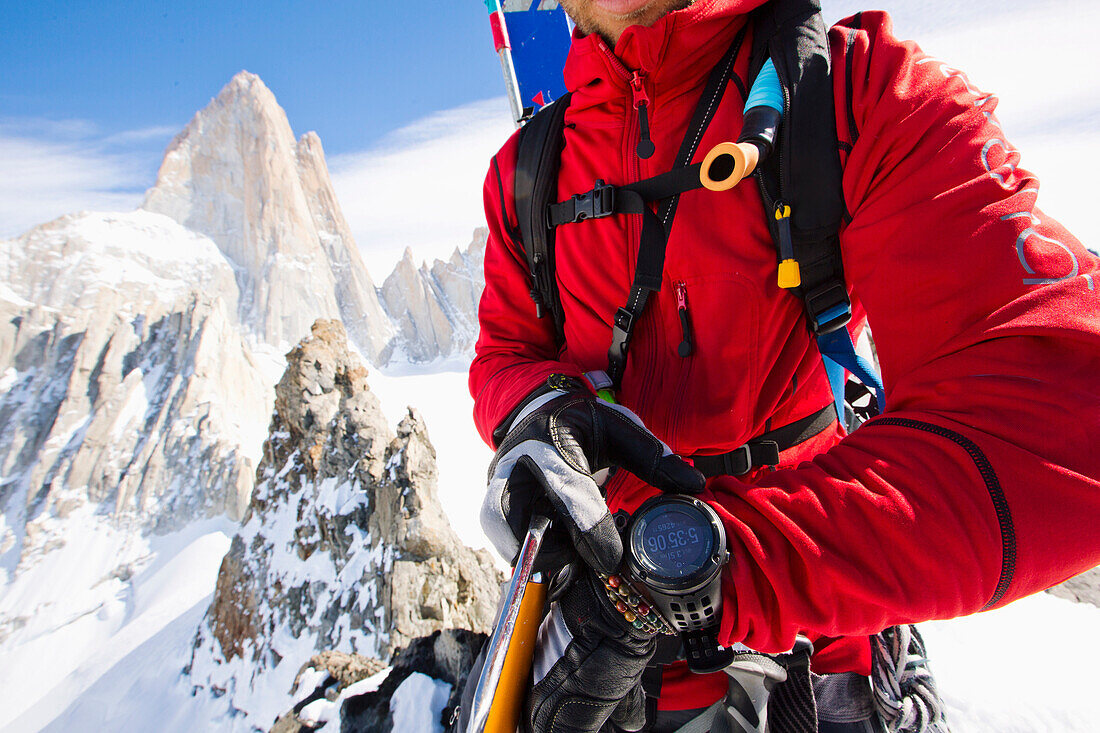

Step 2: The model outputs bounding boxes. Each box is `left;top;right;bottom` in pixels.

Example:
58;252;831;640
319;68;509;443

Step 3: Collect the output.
750;0;849;336
514;92;573;344
750;0;885;421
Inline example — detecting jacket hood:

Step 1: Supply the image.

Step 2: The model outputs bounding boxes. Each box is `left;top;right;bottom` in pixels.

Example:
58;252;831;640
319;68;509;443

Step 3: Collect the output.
562;0;770;97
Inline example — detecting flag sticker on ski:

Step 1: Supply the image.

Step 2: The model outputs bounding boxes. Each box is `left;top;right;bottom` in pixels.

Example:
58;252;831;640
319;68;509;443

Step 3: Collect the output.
484;0;572;125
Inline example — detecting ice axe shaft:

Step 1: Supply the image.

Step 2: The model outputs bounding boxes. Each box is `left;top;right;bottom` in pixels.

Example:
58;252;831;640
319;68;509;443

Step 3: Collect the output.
467;513;551;733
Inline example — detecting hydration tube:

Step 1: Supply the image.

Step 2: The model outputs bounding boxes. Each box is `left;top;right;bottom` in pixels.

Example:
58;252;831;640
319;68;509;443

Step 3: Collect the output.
700;58;783;192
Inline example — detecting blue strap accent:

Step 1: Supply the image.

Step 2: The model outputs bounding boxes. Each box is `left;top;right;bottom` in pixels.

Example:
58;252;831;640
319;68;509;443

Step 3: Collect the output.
745;58;783;113
821;350;847;424
816;303;850;329
816;329;886;423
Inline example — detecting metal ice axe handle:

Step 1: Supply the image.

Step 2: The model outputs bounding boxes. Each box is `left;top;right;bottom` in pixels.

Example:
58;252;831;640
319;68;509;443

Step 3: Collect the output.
467;513;551;733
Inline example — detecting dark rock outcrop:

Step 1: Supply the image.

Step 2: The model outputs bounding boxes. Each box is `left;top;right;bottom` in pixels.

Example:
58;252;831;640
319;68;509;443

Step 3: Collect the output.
270;629;487;733
340;629;486;733
186;320;502;726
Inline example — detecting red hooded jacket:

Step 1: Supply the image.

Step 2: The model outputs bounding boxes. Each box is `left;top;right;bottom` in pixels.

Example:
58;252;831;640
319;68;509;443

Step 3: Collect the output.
470;0;1100;710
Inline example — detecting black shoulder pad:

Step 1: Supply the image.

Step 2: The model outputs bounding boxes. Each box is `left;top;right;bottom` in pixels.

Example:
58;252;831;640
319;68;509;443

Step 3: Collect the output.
751;0;849;330
515;93;572;344
751;0;844;236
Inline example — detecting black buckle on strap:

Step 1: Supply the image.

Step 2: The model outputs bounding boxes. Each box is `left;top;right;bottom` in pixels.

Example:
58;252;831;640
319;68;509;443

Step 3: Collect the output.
692;440;781;478
723;444;754;476
805;281;852;335
575;180;615;221
558;179;616;225
613;307;634;332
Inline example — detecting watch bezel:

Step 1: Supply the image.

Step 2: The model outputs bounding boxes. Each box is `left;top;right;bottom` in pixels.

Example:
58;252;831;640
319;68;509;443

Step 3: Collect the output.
624;494;727;595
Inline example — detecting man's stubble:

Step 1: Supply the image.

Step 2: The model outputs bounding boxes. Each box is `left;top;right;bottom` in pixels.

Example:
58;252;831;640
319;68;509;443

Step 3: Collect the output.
558;0;695;47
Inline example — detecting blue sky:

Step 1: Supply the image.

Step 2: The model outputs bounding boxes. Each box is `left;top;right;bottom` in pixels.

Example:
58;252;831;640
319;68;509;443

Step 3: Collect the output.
1;1;502;153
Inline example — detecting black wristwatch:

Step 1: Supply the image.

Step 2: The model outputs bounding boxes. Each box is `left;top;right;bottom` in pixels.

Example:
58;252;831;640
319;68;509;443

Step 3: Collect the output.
622;494;734;673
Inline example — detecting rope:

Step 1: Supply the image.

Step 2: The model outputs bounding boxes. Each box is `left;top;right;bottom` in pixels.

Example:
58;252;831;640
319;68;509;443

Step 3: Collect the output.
870;625;951;733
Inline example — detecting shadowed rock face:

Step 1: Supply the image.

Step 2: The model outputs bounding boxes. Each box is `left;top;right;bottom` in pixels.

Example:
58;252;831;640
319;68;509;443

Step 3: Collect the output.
0;271;264;545
188;320;502;723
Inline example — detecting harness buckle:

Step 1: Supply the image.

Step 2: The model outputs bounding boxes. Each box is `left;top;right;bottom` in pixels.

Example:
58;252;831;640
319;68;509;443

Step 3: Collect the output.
727;444;754;475
613;307;634;332
571;179;616;222
805;281;852;335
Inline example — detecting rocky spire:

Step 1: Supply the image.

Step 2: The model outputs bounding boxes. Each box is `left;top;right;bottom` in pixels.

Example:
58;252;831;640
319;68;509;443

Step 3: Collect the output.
141;71;394;361
187;320;501;727
380;228;486;362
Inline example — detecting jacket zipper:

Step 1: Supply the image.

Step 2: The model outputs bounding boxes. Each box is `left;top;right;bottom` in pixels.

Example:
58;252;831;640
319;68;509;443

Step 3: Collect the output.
598;42;655;160
630;72;655;159
675;281;694;357
668;281;696;449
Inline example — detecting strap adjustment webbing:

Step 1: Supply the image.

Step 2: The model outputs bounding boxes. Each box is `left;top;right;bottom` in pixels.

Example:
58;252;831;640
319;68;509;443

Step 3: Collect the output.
690;403;834;477
692;442;779;478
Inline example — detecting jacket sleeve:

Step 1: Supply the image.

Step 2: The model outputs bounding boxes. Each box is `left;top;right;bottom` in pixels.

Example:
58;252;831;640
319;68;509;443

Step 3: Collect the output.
469;133;587;447
710;11;1100;653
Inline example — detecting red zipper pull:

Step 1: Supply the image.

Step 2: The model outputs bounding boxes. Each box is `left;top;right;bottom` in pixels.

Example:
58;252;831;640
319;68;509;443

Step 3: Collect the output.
630;71;655;159
629;71;649;108
675;281;693;357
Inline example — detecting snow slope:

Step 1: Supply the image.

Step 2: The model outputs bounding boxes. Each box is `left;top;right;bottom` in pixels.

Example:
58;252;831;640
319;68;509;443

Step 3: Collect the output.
2;516;236;732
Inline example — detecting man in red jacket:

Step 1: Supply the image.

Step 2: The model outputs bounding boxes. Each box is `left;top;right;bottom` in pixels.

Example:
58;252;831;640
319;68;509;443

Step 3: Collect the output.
469;0;1100;730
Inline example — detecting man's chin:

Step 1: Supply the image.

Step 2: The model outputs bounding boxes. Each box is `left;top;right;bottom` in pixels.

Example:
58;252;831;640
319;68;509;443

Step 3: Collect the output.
590;0;656;18
563;0;694;45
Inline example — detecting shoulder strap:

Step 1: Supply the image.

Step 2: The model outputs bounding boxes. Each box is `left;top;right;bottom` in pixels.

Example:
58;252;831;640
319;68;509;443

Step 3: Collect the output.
749;0;885;421
750;0;846;327
515;92;572;344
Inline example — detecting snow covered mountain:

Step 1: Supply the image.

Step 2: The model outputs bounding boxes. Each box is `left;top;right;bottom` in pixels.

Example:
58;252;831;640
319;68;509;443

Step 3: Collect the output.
0;71;489;730
0;70;487;534
0;210;267;535
380;229;487;363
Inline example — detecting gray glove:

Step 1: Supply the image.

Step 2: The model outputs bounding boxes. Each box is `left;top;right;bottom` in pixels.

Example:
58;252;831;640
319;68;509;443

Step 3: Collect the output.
482;375;705;574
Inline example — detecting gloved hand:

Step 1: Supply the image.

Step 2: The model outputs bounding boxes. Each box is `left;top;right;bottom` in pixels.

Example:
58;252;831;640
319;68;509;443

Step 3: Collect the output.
482;375;705;574
526;569;656;733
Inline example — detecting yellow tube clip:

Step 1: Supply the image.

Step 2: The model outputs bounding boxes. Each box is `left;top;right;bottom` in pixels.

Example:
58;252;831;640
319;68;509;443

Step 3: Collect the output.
778;259;801;289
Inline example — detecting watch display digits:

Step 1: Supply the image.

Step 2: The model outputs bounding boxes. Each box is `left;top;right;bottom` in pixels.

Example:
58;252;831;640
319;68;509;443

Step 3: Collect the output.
623;494;734;672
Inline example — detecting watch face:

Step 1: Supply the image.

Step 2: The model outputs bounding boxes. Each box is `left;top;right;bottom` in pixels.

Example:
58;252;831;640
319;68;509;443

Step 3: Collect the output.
631;503;715;579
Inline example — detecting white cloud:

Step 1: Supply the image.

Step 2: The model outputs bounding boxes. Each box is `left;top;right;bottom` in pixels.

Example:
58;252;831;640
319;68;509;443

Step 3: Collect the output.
0;122;172;240
101;125;181;146
328;97;516;279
